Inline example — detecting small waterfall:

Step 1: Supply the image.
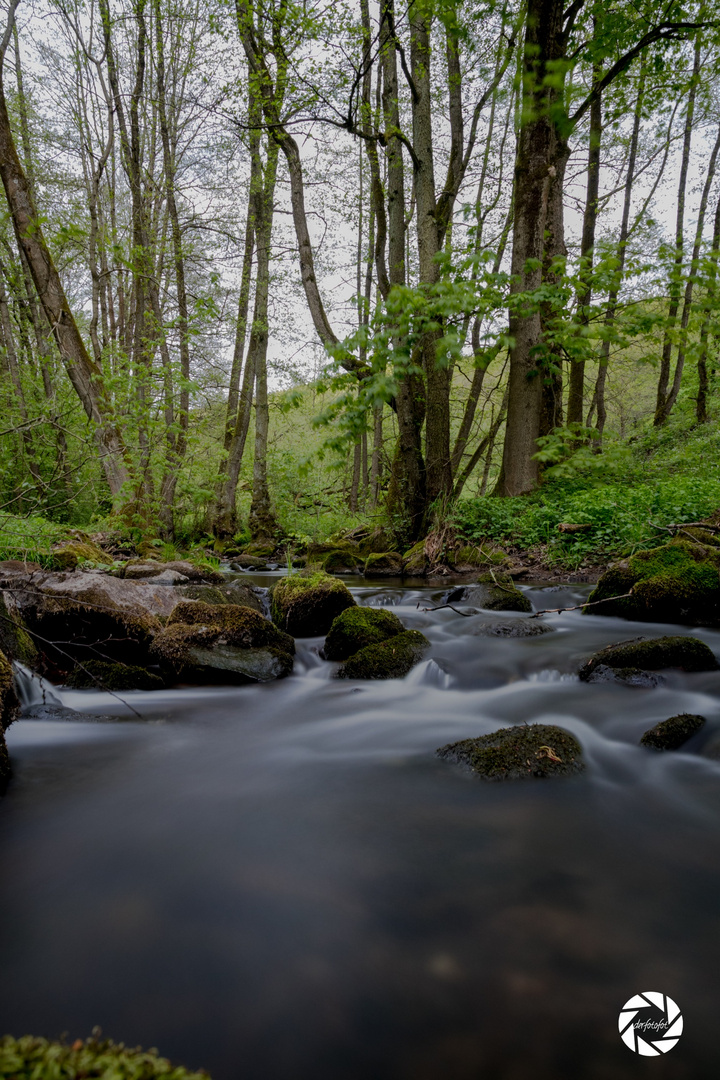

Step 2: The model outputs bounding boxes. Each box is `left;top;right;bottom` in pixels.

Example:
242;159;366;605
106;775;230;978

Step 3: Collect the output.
12;662;62;709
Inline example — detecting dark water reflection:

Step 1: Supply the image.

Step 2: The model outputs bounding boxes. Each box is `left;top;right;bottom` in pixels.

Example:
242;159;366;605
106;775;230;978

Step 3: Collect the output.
2;580;720;1078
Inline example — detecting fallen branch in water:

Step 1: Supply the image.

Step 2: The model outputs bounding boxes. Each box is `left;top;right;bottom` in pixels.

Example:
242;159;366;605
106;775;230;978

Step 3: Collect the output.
529;591;634;618
417;602;475;617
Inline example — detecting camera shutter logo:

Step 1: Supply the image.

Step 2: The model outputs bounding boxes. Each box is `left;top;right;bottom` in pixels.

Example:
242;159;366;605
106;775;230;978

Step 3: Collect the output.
618;992;683;1056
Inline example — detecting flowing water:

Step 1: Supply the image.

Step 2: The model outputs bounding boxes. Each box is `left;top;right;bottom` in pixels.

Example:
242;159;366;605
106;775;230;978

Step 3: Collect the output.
2;576;720;1079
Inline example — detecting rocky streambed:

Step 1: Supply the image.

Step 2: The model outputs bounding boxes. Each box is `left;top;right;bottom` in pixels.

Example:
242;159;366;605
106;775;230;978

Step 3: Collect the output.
1;542;720;1075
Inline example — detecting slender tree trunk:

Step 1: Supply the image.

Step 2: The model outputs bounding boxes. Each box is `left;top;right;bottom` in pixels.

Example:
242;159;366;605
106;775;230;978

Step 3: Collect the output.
697;192;720;422
568;52;602;428
0;58;130;498
654;34;701;426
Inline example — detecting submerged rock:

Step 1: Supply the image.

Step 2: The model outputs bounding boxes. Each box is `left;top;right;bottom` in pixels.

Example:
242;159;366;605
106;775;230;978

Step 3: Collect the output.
586;538;720;625
364;551;404;577
323;606;405;660
447;573;532;613
579;635;719;680
640;713;706;751
229;554;269;570
65;660;164;691
437;723;584;781
336;629;429;679
153;601;294;683
271;571;356;636
583;664;665;688
471;619;554;638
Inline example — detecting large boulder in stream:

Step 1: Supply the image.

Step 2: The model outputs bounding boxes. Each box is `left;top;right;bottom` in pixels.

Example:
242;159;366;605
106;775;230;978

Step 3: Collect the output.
336;630;430;679
579;635;719;682
152;601;295;683
586;537;720;625
271;571;356;636
446;573;532;613
437;723;585;781
323;606;405;661
640;713;706;751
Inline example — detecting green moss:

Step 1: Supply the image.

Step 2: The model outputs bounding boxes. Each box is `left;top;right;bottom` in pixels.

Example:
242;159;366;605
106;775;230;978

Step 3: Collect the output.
0;592;37;666
402;539;427;575
437;724;585;781
324;606;405;661
51;541;111;569
156;601;294;676
364;551;403;576
464;573;532;613
640;713;706;751
66;660;164;691
271;571;356;636
321;548;363;574
336;629;429;679
179;583;263;611
579;635;719;680
0;648;19;731
0;1034;209;1080
586;539;720;624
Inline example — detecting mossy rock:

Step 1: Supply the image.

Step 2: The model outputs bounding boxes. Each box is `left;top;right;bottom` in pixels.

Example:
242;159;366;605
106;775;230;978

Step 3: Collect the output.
0;649;18;789
135;540;162;559
66;660;164;691
154;601;294;682
640;713;706;751
402;540;428;576
323;606;405;661
364;551;403;577
583;665;665;688
579;635;719;680
0;1034;208;1080
0;592;37;666
437;723;585;781
336;629;429;679
450;573;532;613
229;554;269;569
0;649;18;732
180;582;264;612
586;539;720;625
244;544;275;558
357;529;395;557
51;541;111;569
271;571;356;636
452;545;489;571
321;548;363;574
25;587;161;667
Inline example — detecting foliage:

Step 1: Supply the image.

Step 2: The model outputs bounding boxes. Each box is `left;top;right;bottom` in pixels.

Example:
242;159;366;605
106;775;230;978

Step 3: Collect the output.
0;1035;208;1080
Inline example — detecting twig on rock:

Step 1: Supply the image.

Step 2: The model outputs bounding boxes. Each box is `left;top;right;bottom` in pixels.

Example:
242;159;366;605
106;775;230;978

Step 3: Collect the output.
529;591;634;618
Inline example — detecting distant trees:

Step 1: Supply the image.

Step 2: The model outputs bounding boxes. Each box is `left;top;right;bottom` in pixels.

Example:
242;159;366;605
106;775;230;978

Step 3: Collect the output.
0;0;719;540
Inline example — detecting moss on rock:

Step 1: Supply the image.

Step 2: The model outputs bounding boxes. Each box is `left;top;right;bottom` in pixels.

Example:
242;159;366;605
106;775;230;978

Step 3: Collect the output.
402;540;428;576
323;606;405;660
154;601;294;682
271;571;356;636
640;713;706;751
336;629;429;679
321;547;363;574
586;539;720;625
364;551;403;576
51;540;111;569
180;582;264;611
66;660;164;691
0;1034;208;1080
437;723;584;781
579;635;719;680
450;573;532;613
0;591;37;665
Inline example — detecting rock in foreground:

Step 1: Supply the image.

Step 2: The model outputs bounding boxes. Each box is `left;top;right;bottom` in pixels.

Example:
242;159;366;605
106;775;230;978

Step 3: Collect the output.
437;724;585;781
271;571;356;636
0;1034;208;1080
336;630;430;679
640;713;706;751
579;636;719;680
323;606;405;661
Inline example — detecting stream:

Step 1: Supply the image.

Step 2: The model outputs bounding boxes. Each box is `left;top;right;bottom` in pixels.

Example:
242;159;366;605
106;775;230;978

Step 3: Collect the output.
2;575;720;1078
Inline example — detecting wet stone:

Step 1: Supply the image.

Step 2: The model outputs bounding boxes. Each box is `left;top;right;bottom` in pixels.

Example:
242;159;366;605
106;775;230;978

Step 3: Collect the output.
437;723;585;781
640;713;706;751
